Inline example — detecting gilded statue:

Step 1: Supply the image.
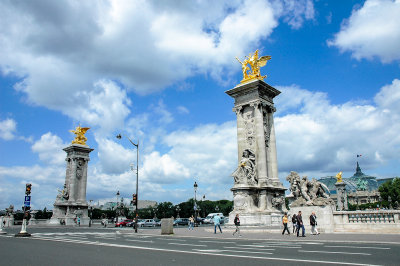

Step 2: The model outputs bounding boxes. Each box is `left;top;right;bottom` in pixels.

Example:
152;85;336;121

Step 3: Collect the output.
70;125;90;146
336;171;343;183
236;50;271;83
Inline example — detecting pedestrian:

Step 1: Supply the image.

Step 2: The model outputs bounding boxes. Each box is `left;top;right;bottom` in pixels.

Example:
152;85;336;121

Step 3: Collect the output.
282;212;290;235
188;215;194;230
296;211;305;237
291;213;297;234
233;214;241;237
213;214;222;234
77;217;81;227
310;211;319;235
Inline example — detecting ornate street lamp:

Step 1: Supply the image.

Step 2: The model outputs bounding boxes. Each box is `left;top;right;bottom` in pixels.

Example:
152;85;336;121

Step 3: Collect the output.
176;206;180;218
194;181;198;226
116;191;120;223
116;133;139;233
215;205;219;212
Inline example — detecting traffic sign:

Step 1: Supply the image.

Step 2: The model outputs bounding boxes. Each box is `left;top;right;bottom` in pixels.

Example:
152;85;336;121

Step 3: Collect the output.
25;196;31;202
24;201;30;207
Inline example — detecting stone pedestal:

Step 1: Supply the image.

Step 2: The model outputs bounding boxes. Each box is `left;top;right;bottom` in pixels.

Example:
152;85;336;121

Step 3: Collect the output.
226;80;286;225
161;218;174;235
335;182;348;211
50;144;93;226
290;205;335;233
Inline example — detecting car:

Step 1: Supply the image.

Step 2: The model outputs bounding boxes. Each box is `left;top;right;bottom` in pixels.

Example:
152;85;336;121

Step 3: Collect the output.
203;213;225;224
195;217;204;225
173;218;189;226
142;219;159;227
127;219;145;227
115;219;133;227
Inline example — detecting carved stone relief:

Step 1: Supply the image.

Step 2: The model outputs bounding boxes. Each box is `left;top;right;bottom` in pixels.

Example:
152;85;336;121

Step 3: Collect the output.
242;108;255;147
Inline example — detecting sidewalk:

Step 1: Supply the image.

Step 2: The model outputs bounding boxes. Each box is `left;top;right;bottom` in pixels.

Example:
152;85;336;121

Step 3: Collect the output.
131;226;400;244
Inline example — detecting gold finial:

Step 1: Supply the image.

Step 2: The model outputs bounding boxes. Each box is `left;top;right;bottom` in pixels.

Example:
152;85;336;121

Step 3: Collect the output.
70;125;90;146
236;49;271;84
336;171;343;183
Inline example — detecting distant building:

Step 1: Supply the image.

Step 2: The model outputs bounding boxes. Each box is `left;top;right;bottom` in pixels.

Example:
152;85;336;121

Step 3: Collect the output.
98;200;157;211
318;162;396;206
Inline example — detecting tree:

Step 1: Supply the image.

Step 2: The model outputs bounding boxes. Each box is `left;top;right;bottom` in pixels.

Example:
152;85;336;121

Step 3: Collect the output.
378;178;400;208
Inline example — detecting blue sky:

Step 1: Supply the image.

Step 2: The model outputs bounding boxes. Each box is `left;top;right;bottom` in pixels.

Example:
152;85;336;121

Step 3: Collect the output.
1;0;400;210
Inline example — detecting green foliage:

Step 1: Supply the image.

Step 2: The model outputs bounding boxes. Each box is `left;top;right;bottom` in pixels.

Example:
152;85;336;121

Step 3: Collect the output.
378;178;400;207
34;208;52;219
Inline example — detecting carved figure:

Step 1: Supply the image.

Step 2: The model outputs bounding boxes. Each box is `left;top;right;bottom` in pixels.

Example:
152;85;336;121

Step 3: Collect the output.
5;205;14;216
57;184;69;201
70;125;90;146
271;193;285;208
286;171;301;198
286;171;334;207
236;50;271;83
232;149;257;185
336;171;343;183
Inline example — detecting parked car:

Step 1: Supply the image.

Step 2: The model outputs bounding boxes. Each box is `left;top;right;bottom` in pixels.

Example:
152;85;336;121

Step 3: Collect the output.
203;213;225;224
127;219;145;227
115;219;133;227
195;217;204;225
173;218;189;226
142;219;159;227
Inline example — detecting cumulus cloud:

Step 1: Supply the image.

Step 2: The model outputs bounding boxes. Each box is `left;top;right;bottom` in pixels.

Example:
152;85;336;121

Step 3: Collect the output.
328;0;400;63
0;0;314;127
31;132;68;165
0;118;17;140
275;80;400;176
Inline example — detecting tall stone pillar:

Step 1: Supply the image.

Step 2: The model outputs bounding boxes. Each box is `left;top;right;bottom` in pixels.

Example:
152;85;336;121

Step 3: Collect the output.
335;182;348;211
226;80;286;225
50;144;94;225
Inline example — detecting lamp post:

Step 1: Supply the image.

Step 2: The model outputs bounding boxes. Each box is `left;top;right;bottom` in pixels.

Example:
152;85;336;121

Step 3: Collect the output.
89;199;93;227
194;182;198;226
176;206;180;218
116;133;139;233
202;195;206;217
116;191;120;224
215;205;219;212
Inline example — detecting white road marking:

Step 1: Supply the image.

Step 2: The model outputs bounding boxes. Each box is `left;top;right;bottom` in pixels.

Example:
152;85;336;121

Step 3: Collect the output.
223;246;275;251
156;238;186;242
168;243;207;247
200;240;236;244
240;244;300;249
28;236;381;266
325;245;390;250
193;249;273;255
125;239;153;243
298;250;371;256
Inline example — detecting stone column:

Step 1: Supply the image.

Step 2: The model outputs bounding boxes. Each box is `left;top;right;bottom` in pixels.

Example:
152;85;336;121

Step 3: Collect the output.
335;182;348;211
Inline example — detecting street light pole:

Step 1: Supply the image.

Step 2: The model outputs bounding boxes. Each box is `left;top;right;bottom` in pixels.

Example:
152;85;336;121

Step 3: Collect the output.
116;133;139;233
194;181;198;226
116;191;120;224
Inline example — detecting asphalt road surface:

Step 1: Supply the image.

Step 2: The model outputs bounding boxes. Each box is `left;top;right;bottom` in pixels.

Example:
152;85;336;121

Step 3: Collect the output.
1;227;399;265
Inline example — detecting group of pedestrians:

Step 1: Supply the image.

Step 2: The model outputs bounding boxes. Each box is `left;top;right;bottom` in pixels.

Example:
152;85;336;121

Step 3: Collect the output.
282;211;320;237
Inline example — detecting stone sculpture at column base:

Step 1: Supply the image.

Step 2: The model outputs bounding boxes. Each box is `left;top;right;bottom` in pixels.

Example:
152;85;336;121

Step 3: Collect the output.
50;141;93;226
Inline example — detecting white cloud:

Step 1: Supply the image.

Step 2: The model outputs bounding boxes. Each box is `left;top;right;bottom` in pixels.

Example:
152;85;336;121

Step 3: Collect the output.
31;132;68;165
275;80;400;174
0;0;314;126
328;0;400;63
0;118;17;140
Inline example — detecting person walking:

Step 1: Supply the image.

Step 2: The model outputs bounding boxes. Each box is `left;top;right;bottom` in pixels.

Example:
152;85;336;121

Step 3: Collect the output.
233;214;241;237
282;213;290;235
291;213;297;234
310;212;319;235
213;214;222;234
296;211;305;237
77;217;81;227
188;215;194;230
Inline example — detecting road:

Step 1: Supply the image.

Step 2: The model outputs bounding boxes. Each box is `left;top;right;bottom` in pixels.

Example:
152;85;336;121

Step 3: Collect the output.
0;226;399;265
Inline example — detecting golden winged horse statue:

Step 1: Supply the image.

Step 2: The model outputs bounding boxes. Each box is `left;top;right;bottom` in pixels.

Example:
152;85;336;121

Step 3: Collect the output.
70;125;90;146
236;50;271;83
